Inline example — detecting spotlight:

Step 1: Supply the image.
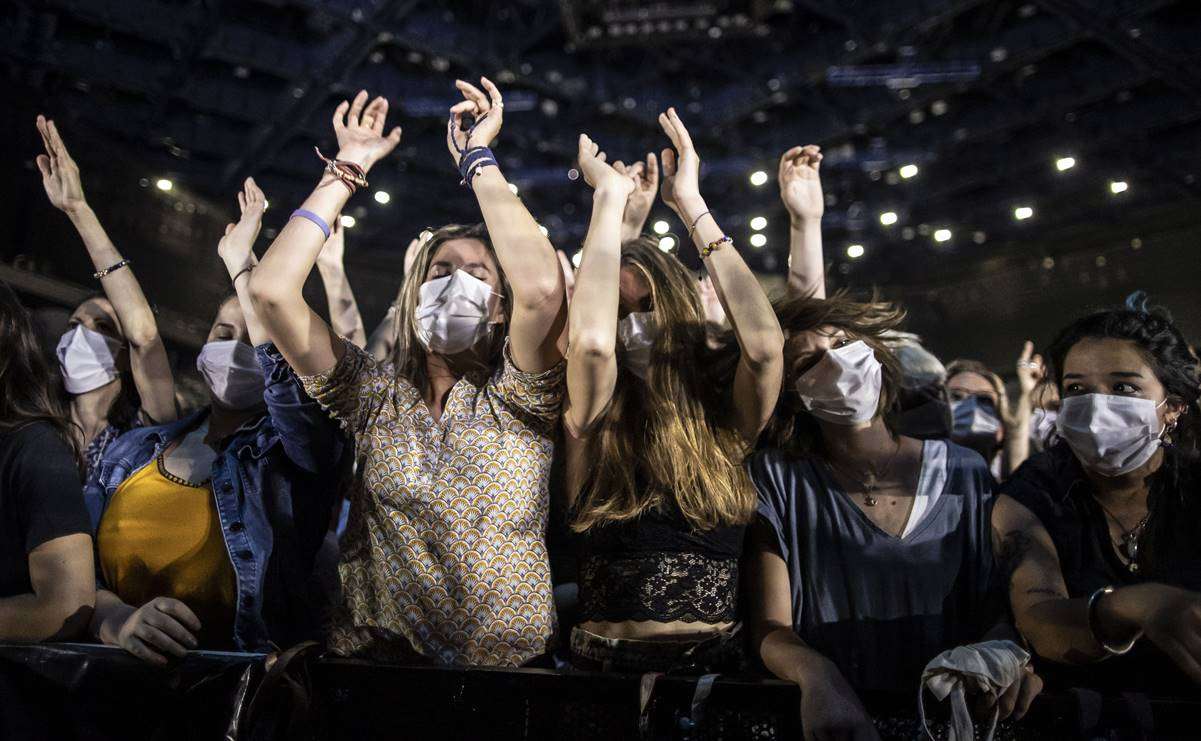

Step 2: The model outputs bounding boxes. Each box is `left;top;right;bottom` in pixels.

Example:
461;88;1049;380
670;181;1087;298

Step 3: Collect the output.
340;215;356;228
749;216;767;231
749;170;768;187
658;236;676;252
155;178;173;191
652;220;670;235
846;244;865;259
508;183;519;194
374;190;391;205
933;228;952;243
899;164;919;179
749;233;767;248
1055;157;1076;172
1110;180;1129;194
1013;206;1034;220
879;211;898;226
538;224;549;237
571;251;583;267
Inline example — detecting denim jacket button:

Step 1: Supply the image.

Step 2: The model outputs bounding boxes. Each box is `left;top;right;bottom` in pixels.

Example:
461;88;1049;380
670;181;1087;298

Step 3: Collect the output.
229;522;245;533
238;549;253;560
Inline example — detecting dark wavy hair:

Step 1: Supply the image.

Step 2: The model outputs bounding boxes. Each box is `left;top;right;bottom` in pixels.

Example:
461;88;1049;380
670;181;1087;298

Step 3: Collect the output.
1045;296;1201;577
760;289;906;457
0;280;83;474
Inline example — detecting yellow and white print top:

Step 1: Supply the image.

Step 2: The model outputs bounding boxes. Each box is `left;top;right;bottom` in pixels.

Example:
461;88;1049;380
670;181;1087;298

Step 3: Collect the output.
300;338;564;667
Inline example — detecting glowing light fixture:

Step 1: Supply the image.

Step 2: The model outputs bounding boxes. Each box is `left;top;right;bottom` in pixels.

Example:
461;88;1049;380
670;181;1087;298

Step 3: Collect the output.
933;228;952;243
879;211;898;226
1055;156;1076;172
340;215;356;228
1110;180;1129;194
1014;206;1034;220
749;233;767;248
846;244;865;259
653;219;670;235
374;190;391;204
749;170;769;186
155;178;173;191
749;216;768;231
899;164;919;179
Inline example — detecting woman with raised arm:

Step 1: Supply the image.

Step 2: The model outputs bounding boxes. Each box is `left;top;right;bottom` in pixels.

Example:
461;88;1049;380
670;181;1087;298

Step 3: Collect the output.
780;144;825;299
249;81;567;667
994;303;1201;696
34;116;177;480
316;219;368;349
84;178;346;663
0;281;95;643
562;109;783;675
747;294;1042;740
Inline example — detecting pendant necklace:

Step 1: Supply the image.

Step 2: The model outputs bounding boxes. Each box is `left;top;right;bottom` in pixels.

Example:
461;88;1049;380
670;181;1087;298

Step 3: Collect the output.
1094;498;1149;574
827;438;902;507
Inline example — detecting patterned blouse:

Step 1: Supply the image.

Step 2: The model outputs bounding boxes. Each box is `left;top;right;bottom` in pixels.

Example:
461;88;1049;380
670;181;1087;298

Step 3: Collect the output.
300;338;564;667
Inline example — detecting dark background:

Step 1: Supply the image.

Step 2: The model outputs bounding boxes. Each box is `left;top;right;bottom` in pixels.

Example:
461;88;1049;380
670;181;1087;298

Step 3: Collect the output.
2;0;1199;374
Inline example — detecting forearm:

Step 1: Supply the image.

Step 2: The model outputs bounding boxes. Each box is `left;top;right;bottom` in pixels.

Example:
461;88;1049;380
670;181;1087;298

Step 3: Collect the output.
621;211;649;243
222;254;270;347
0;591;94;642
786;217;825;299
470;167;561;308
569;191;625;348
67;205;162;346
1004;395;1034;476
317;261;368;348
687;204;783;368
90;589;135;645
759;625;843;690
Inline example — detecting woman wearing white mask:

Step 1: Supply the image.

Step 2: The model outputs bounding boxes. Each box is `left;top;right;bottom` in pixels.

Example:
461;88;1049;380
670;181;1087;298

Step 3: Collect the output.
562;115;783;676
249;82;567;667
995;303;1201;697
83;178;347;662
34;116;177;480
747;294;1042;739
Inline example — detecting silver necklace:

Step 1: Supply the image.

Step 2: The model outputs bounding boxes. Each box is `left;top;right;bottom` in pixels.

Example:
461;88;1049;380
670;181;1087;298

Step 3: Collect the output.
1094;498;1149;573
826;439;902;507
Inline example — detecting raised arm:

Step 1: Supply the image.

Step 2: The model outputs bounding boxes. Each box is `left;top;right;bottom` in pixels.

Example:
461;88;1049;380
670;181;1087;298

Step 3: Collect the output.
447;78;565;373
780;145;826;299
35;115;176;424
563;135;635;437
316;219;368;348
249;91;401;375
613;153;659;242
993;494;1201;684
658;108;784;443
217;177;270;346
1002;342;1042;476
746;519;881;741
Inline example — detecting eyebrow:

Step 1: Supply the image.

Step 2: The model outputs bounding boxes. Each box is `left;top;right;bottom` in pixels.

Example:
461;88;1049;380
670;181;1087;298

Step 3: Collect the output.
214;322;238;332
1062;371;1146;379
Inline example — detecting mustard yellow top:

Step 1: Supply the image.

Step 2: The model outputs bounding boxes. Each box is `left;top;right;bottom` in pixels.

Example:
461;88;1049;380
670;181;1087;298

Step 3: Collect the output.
97;454;236;647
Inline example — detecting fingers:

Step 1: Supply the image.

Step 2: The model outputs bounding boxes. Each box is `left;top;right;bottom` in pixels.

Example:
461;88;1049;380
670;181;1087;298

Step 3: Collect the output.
660;148;677;177
658;112;680;150
363;96;388;134
1019;340;1034;364
386;126;402;145
245;176;264;204
1011;670;1043;721
479;76;504;112
665;107;694;150
139;622;190;658
996;681;1020;720
225;223;235;236
47;119;70;159
36;115;55;159
455;79;490;115
125;635;168;666
237;190;246;214
346;90;369;128
612;160;627;174
450;99;479;117
332;100;349;134
154;598;202;634
644;151;659;187
35;154;52;179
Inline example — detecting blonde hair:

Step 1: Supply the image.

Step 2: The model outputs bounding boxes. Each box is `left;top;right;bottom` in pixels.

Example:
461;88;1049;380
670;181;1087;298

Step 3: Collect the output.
390;223;510;392
572;238;755;533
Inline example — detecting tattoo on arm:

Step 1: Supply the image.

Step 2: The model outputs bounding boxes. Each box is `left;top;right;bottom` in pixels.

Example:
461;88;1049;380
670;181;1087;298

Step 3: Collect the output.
997;529;1034;582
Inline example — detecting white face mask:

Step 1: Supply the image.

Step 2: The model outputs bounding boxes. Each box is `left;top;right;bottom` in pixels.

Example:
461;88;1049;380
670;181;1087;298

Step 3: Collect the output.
951;396;1003;449
57;325;122;394
1056;393;1166;477
794;340;883;425
1031;407;1059;444
617;311;656;381
415;270;500;355
196;340;263;410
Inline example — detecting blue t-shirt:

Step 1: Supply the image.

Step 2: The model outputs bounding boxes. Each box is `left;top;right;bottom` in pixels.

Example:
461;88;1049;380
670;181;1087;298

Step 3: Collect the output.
750;439;1001;692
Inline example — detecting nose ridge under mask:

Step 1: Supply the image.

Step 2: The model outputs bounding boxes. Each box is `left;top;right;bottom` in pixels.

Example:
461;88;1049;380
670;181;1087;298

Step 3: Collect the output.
1056;393;1165;477
196;340;264;410
415;270;500;355
56;324;123;394
794;340;883;425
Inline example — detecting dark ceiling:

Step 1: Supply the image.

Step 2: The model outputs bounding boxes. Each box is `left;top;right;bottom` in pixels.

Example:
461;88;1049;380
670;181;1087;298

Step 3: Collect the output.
2;0;1200;364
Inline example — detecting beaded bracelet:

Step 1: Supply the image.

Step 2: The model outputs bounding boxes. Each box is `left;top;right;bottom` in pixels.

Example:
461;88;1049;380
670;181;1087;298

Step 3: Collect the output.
314;147;368;194
93;258;131;280
701;235;732;259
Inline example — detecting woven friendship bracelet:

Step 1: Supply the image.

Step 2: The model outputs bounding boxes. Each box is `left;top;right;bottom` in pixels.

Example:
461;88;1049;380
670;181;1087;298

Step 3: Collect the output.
93;258;131;280
314;147;368;194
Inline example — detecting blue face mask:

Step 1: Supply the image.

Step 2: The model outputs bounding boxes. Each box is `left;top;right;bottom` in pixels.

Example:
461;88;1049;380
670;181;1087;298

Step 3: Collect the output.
950;395;1002;450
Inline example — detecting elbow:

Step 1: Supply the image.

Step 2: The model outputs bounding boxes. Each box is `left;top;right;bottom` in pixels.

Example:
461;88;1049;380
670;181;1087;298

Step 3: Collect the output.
741;329;785;374
246;271;286;315
40;592;95;643
124;324;162;351
569;329;617;364
514;275;565;314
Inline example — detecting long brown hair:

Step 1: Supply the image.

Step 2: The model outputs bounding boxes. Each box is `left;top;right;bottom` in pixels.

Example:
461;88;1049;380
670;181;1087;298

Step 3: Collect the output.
0;280;83;474
389;223;511;393
572;238;754;533
762;290;906;457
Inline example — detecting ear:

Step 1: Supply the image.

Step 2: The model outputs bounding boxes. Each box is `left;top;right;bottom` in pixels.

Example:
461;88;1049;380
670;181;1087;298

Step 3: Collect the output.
1165;397;1188;427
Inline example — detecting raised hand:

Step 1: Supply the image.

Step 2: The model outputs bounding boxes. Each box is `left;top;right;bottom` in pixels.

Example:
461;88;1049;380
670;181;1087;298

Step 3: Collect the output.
1015;340;1045;398
779;145;824;223
35;115;88;215
332;90;402;172
577;134;636;197
217;177;267;268
657;107;705;221
613;153;659;237
447;77;504;166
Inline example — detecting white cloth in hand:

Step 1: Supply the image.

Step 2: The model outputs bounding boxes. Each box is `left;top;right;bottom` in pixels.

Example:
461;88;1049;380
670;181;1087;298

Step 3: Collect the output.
920;639;1030;741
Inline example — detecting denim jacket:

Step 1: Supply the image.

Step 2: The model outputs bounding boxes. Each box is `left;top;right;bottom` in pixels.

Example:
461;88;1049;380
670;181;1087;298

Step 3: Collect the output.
83;343;346;651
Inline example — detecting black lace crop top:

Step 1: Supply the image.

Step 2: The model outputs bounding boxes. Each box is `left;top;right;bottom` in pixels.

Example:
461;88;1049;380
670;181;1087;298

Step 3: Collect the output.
576;503;745;624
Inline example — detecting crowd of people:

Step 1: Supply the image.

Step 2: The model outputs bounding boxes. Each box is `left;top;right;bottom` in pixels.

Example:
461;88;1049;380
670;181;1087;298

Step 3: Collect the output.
2;79;1199;739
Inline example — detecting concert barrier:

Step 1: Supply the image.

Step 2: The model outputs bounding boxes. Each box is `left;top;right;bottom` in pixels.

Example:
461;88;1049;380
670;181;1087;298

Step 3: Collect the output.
0;642;1195;740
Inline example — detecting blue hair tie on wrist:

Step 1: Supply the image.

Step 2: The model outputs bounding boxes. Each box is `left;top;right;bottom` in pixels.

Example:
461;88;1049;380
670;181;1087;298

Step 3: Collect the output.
458;146;497;186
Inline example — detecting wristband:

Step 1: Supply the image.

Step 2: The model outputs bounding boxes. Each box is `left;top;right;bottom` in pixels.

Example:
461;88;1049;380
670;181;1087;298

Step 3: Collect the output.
231;265;254;284
314;147;368;194
459;146;498;187
93;259;131;280
291;209;332;240
701;235;732;259
687;211;712;237
1087;586;1143;656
